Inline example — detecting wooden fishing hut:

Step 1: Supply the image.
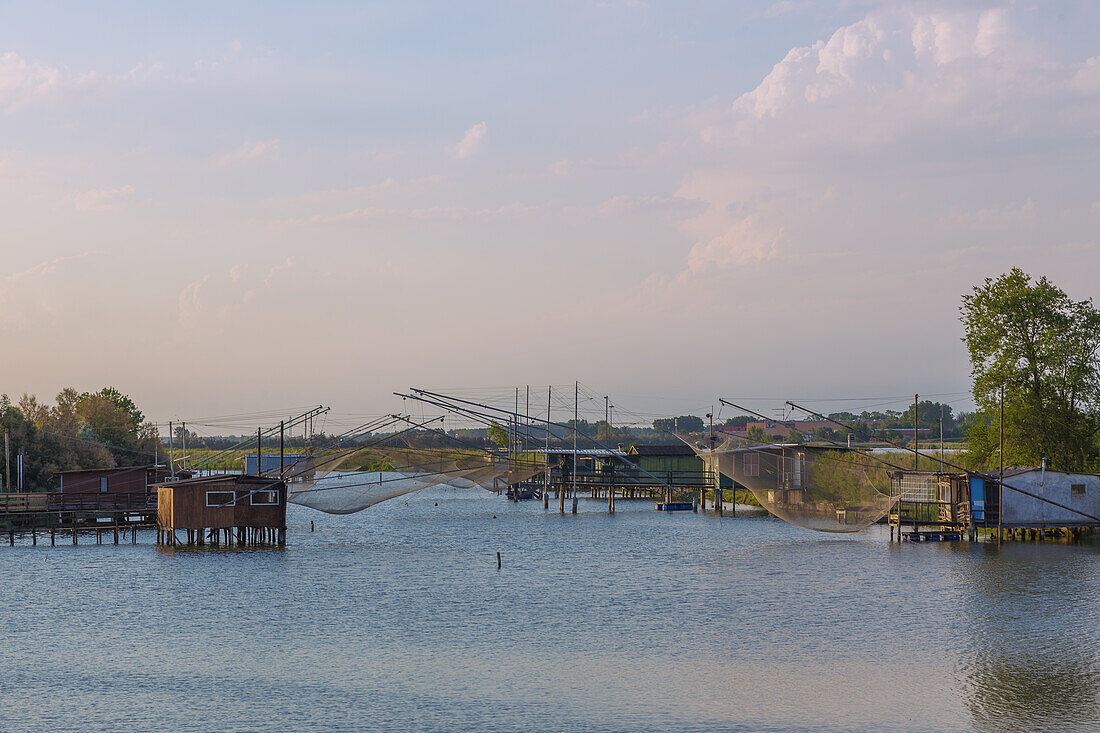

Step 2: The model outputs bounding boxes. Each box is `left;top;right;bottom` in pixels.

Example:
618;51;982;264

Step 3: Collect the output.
889;467;1100;541
156;474;286;547
58;465;189;510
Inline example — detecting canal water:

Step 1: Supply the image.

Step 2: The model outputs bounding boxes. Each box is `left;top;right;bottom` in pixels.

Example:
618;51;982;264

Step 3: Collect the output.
2;487;1098;732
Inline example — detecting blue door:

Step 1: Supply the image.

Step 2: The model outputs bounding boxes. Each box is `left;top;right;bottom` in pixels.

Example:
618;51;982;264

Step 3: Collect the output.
970;477;985;522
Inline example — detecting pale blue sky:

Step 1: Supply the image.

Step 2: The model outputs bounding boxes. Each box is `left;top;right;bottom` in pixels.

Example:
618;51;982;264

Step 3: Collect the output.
2;1;1099;423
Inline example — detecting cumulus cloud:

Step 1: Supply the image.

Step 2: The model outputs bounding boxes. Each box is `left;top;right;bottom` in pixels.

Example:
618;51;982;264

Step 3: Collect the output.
218;139;280;167
672;4;1100;277
177;259;297;332
72;185;136;212
0;51;62;112
450;122;487;160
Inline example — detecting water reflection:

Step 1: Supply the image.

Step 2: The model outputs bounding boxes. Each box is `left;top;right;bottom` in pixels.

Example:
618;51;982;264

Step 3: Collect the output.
954;542;1100;732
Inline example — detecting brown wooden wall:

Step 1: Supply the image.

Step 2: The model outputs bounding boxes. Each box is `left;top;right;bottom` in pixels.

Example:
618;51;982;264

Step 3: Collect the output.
158;476;286;530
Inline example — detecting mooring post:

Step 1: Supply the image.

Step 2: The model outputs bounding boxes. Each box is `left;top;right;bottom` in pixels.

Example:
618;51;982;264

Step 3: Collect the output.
50;528;55;546
496;551;501;569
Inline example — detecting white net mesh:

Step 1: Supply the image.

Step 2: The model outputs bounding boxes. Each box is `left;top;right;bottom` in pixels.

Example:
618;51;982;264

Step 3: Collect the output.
285;442;544;514
681;433;898;533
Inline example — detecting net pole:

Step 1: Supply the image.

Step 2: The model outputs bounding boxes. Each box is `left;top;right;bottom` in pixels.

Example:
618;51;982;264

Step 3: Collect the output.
572;381;578;514
998;386;1004;544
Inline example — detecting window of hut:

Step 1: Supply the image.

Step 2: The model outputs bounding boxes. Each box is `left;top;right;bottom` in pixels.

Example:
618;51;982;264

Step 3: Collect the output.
251;490;279;505
206;491;236;507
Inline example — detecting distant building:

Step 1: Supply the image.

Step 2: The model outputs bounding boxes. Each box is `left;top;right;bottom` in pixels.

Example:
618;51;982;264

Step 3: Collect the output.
241;453;315;480
721;420;834;439
58;465;190;509
626;443;703;474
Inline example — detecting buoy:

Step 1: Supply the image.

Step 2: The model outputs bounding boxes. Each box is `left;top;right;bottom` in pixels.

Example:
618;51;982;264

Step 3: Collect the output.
492;515;496;519
434;503;438;506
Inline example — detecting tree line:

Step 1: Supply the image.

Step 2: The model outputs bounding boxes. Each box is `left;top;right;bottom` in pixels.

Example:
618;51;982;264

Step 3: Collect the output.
0;387;158;491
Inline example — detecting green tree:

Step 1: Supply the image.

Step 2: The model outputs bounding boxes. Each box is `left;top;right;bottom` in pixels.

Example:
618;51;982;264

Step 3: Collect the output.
745;425;770;444
487;421;508;448
961;268;1100;470
653;415;705;433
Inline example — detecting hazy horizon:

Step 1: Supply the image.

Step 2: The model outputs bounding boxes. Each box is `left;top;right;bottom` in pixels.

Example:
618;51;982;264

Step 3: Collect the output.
3;1;1099;425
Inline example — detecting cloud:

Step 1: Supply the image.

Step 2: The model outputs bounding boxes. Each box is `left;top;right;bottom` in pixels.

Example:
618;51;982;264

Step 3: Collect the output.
450;122;487;160
0;51;62;112
0;253;91;328
671;4;1100;277
218;139;280;167
177;260;294;328
72;185;136;212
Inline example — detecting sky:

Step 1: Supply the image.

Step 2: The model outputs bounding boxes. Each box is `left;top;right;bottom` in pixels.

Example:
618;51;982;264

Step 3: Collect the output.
1;0;1099;427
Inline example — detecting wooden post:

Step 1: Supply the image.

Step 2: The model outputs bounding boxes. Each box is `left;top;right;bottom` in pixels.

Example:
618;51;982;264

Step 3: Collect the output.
497;551;502;569
50;528;55;546
998;386;1004;545
913;394;919;469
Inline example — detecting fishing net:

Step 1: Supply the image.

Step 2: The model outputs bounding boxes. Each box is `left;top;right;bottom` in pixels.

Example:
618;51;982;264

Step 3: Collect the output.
288;470;446;514
680;433;897;533
285;441;545;514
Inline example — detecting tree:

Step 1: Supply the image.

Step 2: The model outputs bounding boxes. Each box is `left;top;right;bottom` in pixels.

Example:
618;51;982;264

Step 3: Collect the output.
487;421;508;448
961;268;1100;470
653;415;705;433
745;426;770;444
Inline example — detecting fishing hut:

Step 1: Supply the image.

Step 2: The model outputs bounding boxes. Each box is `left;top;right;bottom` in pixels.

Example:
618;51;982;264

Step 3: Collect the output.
156;474;287;547
58;465;188;510
889;467;1100;541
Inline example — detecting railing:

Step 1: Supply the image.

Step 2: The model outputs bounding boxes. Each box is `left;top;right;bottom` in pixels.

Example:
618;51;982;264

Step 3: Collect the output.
540;467;717;489
0;491;156;516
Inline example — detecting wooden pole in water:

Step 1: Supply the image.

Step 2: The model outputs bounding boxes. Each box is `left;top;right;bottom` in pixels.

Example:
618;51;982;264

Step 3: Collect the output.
545;386;551;510
572;381;578;514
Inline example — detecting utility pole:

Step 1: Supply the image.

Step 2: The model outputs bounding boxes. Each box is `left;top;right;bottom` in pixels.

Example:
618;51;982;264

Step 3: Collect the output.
181;421;187;473
280;420;285;479
169;421;175;479
545;386;551;510
257;428;262;476
998;386;1004;544
572;381;578;514
525;386;530;456
913;394;919;470
709;409;719;515
939;404;944;468
3;429;9;494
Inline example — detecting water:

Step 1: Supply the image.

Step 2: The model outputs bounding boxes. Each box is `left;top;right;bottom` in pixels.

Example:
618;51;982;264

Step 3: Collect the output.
2;488;1098;732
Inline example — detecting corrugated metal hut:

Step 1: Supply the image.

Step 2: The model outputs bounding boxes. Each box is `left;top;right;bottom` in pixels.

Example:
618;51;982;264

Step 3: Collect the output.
156;474;286;546
994;467;1100;529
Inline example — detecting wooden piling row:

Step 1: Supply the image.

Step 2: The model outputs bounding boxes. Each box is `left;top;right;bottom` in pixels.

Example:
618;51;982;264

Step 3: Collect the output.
155;525;287;548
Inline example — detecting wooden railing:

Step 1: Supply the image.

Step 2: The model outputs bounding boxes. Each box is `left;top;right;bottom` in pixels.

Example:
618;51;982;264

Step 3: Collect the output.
0;491;156;516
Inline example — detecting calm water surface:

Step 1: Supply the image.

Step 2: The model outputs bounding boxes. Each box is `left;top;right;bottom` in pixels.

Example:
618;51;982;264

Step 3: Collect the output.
1;488;1098;732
